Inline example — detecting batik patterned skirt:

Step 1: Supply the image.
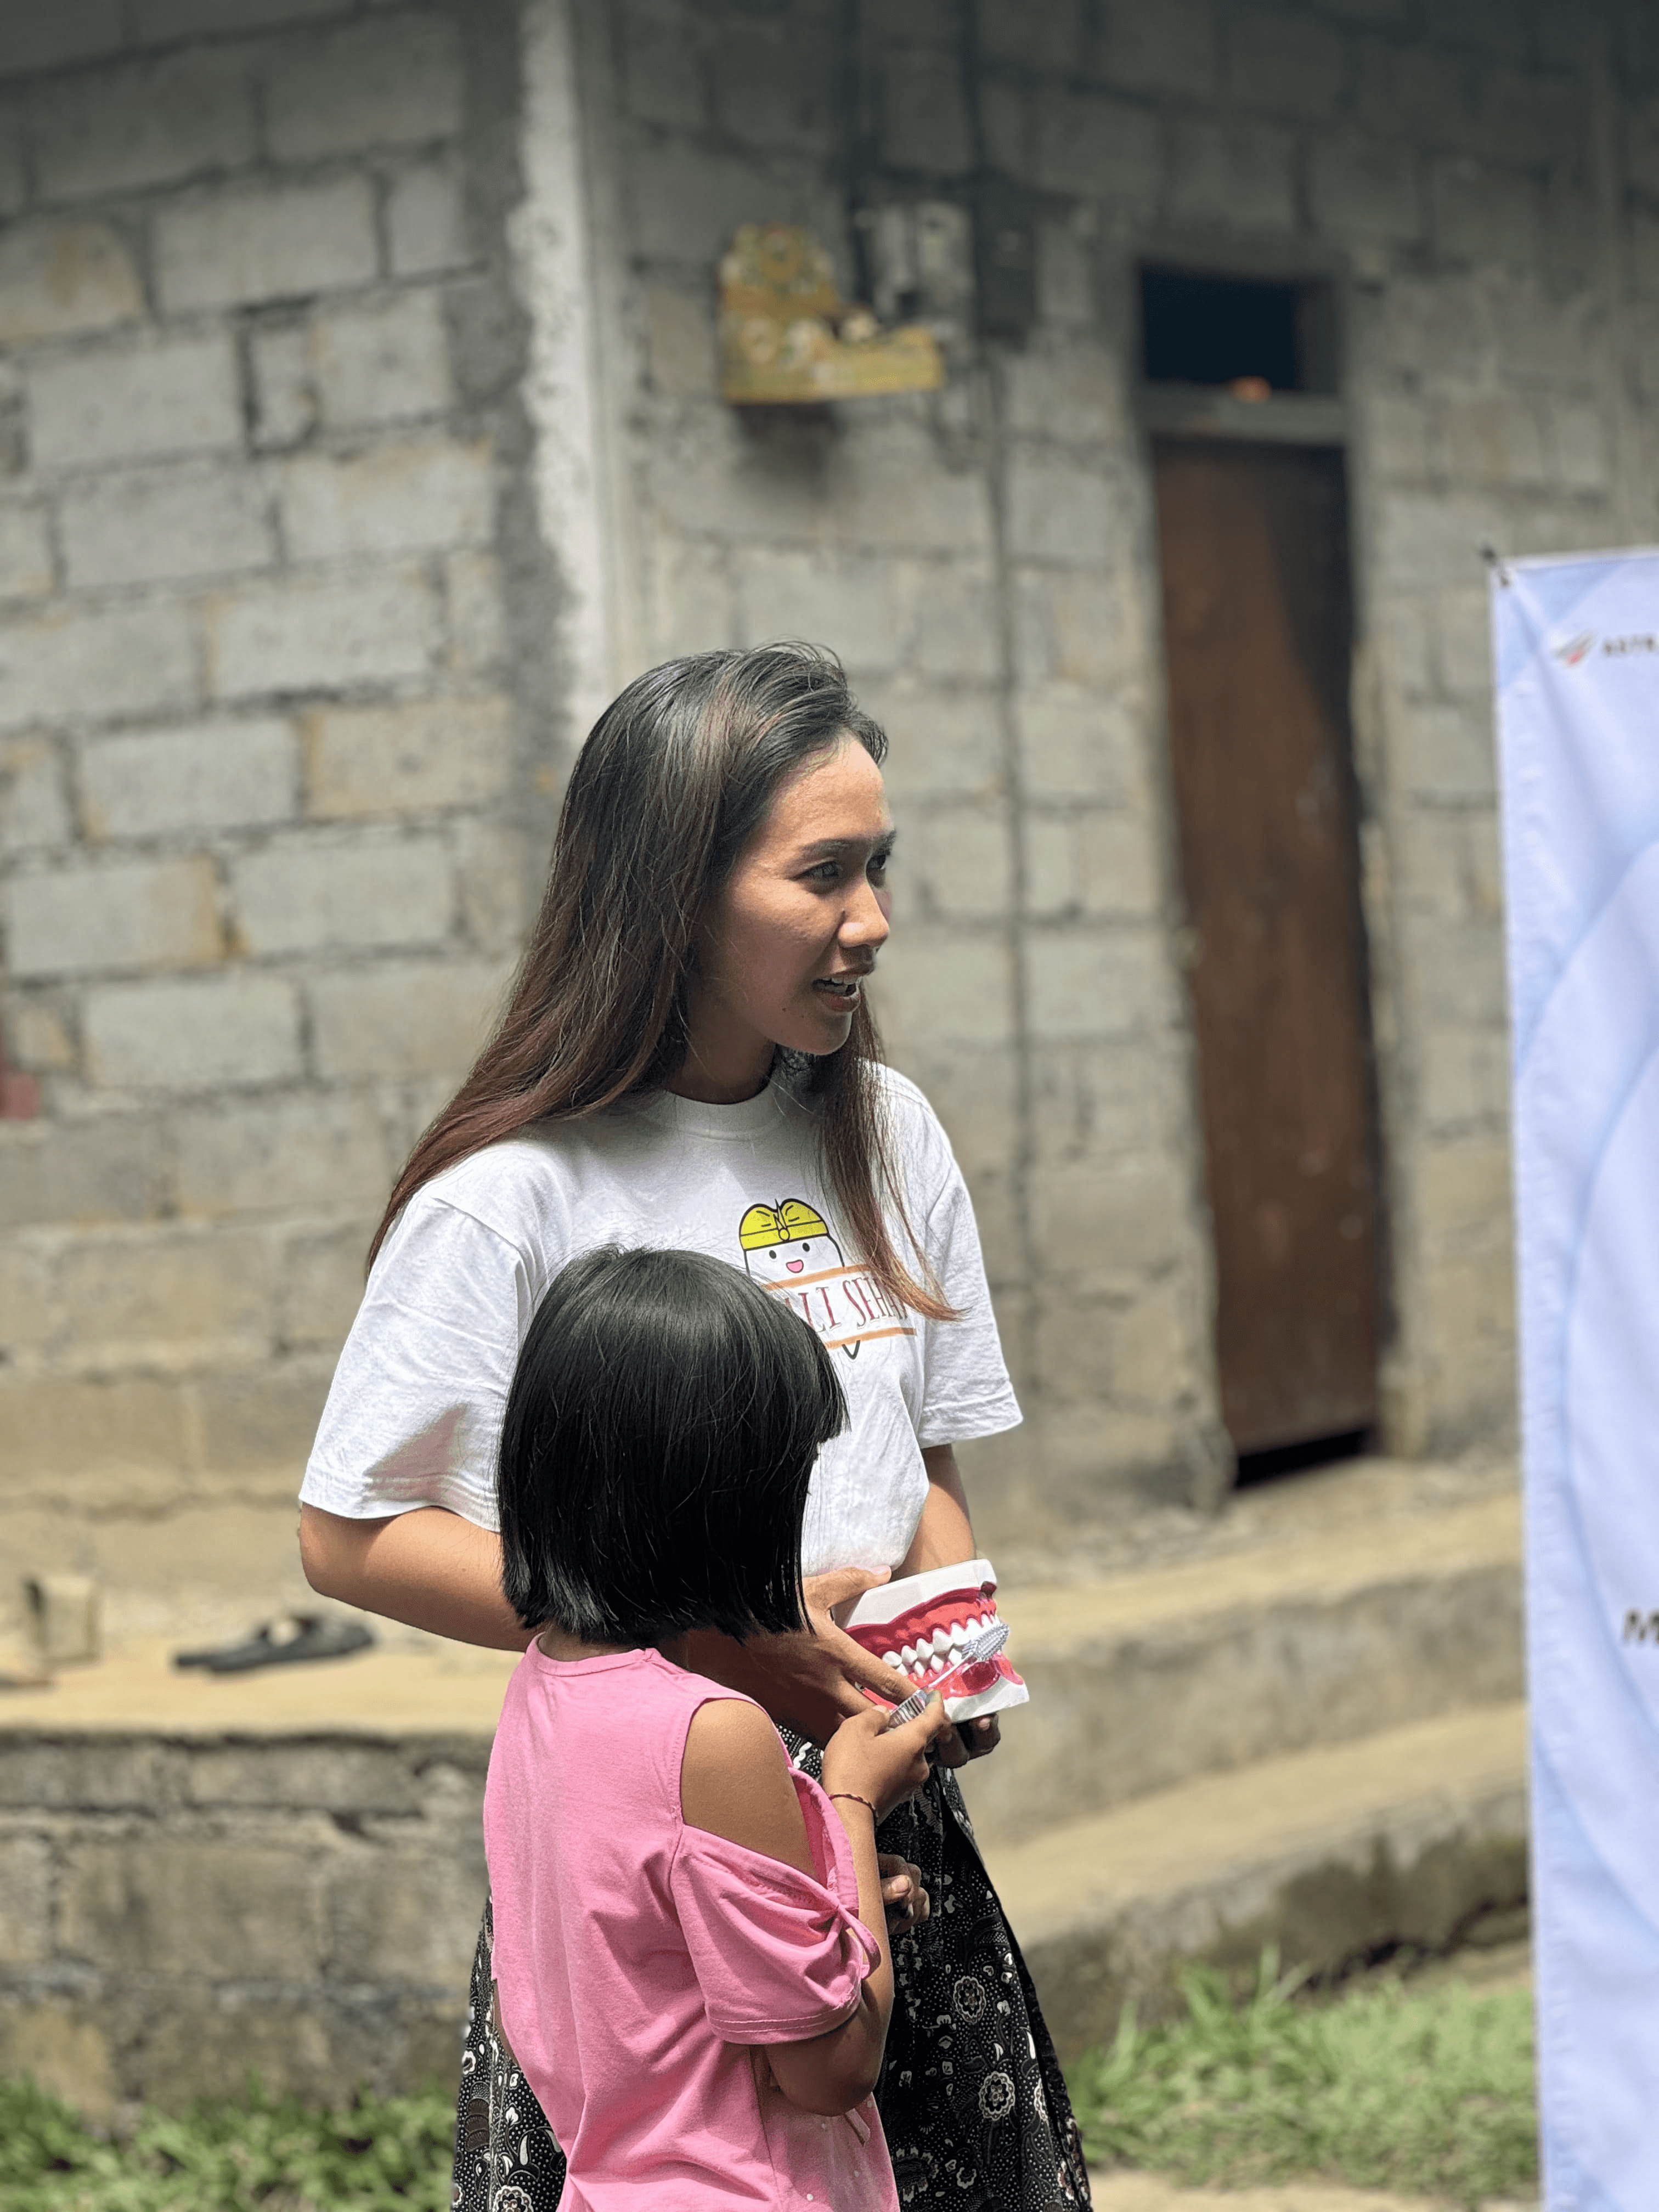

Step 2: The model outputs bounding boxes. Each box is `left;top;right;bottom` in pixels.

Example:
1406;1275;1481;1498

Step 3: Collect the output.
452;1743;1092;2212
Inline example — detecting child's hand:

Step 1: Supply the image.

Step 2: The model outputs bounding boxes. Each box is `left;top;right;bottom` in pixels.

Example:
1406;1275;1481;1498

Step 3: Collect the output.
821;1693;950;1819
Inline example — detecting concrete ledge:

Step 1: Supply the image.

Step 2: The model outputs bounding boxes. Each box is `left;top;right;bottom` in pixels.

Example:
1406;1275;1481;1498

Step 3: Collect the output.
988;1702;1528;2057
0;1638;1529;2110
0;1640;514;2113
0;1733;490;2112
0;1634;517;1739
963;1492;1521;1848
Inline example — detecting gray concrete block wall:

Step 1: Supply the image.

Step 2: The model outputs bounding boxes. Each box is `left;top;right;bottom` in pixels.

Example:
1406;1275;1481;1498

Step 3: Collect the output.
973;0;1623;1468
586;0;1654;1519
0;2;544;1578
0;1727;488;2112
594;0;1226;1543
995;314;1211;1511
3;0;1651;1587
994;0;1635;1472
1338;15;1630;1453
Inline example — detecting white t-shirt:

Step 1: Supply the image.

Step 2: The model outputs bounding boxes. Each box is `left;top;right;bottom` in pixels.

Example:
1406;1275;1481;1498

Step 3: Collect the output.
301;1069;1019;1577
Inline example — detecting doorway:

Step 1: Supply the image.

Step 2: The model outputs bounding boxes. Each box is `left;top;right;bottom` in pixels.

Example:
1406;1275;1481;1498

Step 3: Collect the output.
1152;438;1383;1461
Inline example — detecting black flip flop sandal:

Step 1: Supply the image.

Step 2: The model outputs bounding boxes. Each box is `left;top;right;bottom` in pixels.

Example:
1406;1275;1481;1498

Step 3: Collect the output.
173;1613;376;1674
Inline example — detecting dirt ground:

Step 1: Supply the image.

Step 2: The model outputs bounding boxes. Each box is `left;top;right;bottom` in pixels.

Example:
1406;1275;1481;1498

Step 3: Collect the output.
1088;2183;1538;2212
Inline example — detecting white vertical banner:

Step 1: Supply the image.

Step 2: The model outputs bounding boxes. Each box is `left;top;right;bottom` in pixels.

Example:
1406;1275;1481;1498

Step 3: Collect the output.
1494;548;1659;2210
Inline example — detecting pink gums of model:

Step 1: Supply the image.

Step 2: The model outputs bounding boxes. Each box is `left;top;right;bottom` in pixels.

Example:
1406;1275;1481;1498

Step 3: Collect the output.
841;1558;1028;1725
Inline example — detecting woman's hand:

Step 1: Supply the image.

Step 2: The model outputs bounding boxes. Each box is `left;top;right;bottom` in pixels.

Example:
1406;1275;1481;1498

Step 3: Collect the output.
878;1853;929;1934
684;1567;912;1741
929;1713;1002;1769
821;1694;950;1819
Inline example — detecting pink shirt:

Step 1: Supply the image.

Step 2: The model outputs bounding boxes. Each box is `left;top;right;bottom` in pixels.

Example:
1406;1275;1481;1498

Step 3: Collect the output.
484;1643;899;2212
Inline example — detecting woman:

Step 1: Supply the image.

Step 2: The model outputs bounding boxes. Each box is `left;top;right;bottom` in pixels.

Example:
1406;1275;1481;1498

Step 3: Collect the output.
299;645;1092;2211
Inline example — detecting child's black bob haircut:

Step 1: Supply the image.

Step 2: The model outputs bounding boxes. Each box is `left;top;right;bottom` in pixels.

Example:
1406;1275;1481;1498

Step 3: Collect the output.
497;1245;847;1643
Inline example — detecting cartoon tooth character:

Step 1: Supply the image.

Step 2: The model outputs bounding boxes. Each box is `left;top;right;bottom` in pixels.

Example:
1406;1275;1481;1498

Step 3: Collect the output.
738;1198;859;1358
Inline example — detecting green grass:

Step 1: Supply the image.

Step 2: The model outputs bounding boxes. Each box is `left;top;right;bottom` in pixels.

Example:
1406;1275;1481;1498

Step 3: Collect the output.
1064;1953;1538;2206
2;1962;1537;2209
0;2077;454;2212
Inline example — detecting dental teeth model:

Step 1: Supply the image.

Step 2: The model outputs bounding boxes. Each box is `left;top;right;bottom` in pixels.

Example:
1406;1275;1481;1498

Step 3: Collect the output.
842;1556;1028;1725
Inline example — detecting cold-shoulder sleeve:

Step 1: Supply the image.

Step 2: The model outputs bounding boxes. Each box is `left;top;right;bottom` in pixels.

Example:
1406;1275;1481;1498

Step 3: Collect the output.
670;1774;881;2045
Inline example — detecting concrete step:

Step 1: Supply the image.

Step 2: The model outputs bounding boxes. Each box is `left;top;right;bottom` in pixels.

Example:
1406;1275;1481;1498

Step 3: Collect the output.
1;1644;1530;2109
985;1700;1529;2057
961;1487;1521;1849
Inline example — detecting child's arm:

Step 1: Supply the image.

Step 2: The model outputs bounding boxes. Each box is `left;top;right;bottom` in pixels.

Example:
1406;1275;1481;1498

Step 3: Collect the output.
680;1695;947;2115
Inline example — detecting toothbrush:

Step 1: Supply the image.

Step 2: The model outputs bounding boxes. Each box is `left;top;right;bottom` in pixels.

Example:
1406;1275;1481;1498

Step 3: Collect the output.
885;1618;1010;1727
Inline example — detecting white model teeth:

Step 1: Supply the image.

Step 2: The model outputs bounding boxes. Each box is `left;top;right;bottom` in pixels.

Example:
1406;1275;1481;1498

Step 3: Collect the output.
932;1628;950;1656
882;1651;902;1669
901;1644;916;1666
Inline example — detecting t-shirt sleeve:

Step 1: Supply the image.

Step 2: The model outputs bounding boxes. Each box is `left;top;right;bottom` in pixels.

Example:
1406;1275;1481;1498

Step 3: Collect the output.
902;1092;1022;1449
298;1194;537;1529
670;1777;882;2045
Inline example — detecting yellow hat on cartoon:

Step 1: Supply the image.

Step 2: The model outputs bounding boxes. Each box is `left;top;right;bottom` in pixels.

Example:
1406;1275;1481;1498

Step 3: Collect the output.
739;1198;830;1250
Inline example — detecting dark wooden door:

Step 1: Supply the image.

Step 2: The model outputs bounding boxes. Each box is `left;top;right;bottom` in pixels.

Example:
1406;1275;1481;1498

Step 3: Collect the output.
1153;439;1381;1457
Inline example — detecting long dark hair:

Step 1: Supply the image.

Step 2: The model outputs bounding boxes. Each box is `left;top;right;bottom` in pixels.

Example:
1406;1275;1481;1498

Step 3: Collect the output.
498;1246;845;1640
369;644;953;1319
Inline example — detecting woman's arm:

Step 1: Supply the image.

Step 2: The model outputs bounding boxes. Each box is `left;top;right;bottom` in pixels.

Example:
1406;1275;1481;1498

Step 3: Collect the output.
682;1566;913;1741
298;1503;532;1651
898;1442;976;1573
295;1448;975;1663
296;1194;537;1646
687;1452;995;1744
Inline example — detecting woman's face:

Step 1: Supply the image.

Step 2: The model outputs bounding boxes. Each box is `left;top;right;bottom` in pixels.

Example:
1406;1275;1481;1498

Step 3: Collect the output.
684;738;894;1097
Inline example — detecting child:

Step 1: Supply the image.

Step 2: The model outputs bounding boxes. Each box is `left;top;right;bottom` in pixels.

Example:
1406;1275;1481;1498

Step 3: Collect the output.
484;1245;951;2210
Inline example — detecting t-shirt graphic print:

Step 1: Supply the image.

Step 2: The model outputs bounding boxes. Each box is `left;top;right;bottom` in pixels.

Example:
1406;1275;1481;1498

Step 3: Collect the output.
737;1197;915;1361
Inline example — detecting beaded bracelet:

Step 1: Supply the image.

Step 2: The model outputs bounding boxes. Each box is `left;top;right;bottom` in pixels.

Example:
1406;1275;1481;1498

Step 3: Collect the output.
826;1791;876;1818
